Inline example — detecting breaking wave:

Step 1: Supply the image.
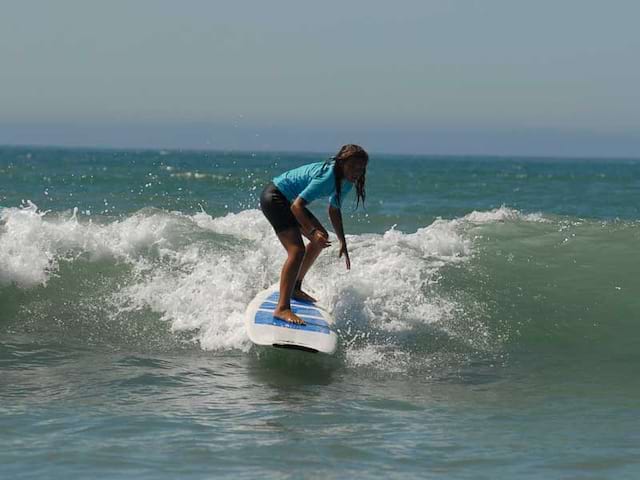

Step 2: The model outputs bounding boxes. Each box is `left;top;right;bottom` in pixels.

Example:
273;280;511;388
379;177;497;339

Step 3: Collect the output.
1;203;638;371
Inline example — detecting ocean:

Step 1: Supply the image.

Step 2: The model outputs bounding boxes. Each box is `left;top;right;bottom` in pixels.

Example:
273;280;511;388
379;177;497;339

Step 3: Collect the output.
1;145;639;478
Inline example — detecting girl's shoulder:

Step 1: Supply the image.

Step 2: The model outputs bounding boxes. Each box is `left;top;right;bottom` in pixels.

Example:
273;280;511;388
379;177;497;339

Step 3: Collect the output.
310;160;335;178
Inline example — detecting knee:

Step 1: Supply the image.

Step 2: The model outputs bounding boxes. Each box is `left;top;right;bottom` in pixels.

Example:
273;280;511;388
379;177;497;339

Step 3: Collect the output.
288;245;305;263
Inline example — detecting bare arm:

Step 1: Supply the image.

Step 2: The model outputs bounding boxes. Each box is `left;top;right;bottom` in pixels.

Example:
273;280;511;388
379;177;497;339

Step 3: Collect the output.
291;198;323;234
291;197;331;247
328;205;346;243
329;205;350;270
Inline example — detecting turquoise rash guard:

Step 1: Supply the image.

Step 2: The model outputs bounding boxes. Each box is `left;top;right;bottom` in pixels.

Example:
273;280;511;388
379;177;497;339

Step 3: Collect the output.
272;161;353;208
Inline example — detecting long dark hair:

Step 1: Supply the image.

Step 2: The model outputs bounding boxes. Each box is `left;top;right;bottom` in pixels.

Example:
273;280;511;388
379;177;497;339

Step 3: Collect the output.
325;144;368;209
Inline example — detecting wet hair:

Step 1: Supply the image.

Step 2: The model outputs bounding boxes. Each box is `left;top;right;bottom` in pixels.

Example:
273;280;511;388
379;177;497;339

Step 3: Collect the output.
328;144;368;209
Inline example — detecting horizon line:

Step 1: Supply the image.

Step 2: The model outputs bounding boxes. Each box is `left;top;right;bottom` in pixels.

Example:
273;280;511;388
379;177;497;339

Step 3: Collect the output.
2;142;640;162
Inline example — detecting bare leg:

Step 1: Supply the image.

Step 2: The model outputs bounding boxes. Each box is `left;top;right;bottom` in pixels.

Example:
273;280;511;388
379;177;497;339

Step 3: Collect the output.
274;228;306;325
292;240;323;303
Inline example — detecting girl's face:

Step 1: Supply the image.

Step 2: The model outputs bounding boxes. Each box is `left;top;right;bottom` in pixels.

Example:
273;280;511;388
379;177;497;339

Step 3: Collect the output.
342;157;367;183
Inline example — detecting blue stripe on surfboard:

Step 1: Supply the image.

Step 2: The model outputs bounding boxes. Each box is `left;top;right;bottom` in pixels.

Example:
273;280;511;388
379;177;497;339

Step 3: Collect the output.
265;292;315;307
254;310;330;334
258;301;323;318
257;309;329;328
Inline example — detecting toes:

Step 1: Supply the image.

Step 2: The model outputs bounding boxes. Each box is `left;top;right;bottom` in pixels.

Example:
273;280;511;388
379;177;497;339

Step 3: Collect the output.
275;311;305;325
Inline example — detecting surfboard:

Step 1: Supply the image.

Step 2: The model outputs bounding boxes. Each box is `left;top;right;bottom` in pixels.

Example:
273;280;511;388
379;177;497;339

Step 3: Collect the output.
245;284;337;354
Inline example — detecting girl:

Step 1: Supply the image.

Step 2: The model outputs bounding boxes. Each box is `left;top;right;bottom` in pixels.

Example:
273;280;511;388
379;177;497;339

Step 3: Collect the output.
259;144;368;325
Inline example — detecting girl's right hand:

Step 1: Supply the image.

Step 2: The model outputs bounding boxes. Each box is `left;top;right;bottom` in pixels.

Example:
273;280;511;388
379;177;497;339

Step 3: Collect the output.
311;230;331;248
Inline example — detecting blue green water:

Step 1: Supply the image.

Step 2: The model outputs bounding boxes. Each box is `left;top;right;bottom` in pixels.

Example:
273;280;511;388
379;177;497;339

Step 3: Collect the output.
1;145;640;478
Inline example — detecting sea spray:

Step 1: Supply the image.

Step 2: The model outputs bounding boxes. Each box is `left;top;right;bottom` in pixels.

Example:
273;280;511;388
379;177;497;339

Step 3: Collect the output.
0;202;507;358
2;201;639;368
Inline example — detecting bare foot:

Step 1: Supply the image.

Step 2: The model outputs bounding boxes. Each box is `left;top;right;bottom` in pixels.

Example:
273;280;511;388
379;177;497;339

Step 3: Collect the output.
292;289;317;303
273;308;305;325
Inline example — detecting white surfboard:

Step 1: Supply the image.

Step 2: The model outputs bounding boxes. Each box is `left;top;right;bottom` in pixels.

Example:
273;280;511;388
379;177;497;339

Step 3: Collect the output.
245;284;338;354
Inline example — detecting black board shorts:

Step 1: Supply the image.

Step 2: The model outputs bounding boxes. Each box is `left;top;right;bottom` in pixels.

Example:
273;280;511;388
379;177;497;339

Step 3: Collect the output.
260;183;300;233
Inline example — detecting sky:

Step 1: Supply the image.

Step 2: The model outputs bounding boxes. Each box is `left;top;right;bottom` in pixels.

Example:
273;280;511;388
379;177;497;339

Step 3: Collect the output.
1;0;639;156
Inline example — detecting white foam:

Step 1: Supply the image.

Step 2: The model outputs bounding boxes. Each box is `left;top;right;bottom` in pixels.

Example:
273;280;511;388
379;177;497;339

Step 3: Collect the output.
345;344;410;373
463;206;546;223
114;209;286;351
0;203;199;288
114;208;480;352
0;202;58;287
305;219;471;336
1;203;500;354
192;209;273;243
169;171;227;181
116;245;266;351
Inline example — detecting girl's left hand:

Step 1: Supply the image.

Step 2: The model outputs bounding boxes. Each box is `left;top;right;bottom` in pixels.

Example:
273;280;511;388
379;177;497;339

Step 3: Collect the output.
339;242;351;270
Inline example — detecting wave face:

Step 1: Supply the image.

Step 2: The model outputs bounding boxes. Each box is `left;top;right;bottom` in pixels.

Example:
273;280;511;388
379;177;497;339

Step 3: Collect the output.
2;203;638;370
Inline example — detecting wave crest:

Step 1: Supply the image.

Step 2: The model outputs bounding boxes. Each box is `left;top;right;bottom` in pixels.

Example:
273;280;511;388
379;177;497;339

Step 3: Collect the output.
5;202;633;365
